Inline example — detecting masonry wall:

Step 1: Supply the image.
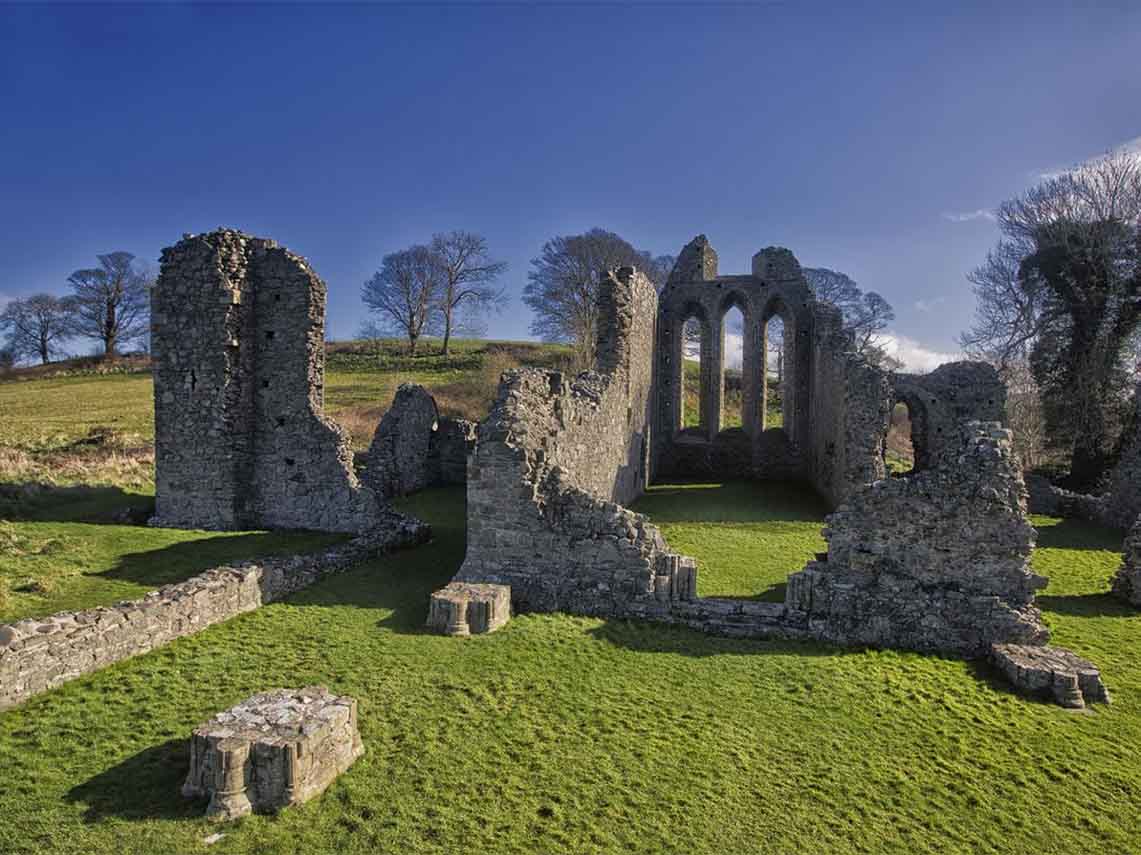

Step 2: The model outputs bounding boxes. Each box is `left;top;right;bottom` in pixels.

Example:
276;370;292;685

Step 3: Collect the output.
787;422;1049;656
456;268;694;615
152;229;384;533
0;515;428;710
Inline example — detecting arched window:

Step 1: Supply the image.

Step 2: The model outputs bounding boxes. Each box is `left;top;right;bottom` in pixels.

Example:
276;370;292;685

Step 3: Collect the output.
885;401;915;474
721;304;745;429
681;315;705;431
763;314;786;432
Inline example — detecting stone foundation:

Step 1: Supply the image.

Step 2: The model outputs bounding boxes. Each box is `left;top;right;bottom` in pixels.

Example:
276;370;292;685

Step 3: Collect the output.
427;582;511;636
990;644;1110;708
0;515;428;710
183;686;363;819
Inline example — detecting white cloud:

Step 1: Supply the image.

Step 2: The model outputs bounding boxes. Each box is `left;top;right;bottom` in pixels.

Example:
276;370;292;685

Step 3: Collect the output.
914;296;947;313
1036;134;1141;180
874;333;962;373
941;209;996;223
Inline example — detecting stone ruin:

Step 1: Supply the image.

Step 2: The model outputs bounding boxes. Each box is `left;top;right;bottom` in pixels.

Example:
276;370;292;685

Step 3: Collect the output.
183;686;363;820
13;226;1093;713
363;383;475;498
1113;516;1141;606
426;235;1108;706
150;229;389;533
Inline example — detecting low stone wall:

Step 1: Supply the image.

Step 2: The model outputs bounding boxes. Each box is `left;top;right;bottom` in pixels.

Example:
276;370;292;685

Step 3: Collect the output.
1024;474;1108;522
0;512;428;711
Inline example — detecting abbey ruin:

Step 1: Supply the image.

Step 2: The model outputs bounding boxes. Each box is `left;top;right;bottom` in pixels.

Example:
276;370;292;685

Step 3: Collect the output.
0;228;1123;712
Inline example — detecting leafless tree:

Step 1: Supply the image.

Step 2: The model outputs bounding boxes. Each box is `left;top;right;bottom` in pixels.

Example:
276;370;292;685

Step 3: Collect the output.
429;231;506;356
803;268;896;362
0;294;73;365
65;252;151;356
0;347;16;373
361;245;442;355
524;228;664;367
960;150;1141;486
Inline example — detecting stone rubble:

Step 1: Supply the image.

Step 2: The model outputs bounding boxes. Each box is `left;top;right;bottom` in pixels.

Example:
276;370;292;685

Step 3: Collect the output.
990;644;1110;708
182;686;364;820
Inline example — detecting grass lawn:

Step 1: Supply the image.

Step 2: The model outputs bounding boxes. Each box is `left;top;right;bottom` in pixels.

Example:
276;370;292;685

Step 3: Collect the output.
0;483;1137;855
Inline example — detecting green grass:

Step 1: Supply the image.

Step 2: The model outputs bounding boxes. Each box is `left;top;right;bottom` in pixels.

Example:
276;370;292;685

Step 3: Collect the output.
632;481;827;600
0;488;342;623
0;485;1137;854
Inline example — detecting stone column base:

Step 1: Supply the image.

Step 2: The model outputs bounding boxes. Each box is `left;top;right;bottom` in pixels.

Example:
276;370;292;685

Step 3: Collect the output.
428;582;511;636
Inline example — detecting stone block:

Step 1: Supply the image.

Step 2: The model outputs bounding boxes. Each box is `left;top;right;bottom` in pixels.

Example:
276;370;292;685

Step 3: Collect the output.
182;686;364;820
990;643;1110;708
427;582;511;636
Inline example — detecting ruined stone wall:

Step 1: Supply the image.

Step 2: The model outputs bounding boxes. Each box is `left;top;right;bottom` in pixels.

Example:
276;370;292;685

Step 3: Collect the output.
786;422;1049;656
364;383;476;498
892;362;1006;471
0;515;428;710
1113;514;1141;606
456;268;694;614
152;229;384;533
1101;388;1141;529
805;302;892;506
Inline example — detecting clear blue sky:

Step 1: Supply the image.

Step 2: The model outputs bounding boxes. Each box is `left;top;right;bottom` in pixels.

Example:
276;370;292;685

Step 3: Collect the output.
2;3;1138;367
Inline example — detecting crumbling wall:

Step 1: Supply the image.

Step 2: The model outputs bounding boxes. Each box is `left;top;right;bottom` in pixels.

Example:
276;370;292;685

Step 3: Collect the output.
1112;515;1141;606
786;422;1049;655
1101;389;1141;529
806;303;892;506
364;383;476;498
456;268;695;615
892;362;1006;471
152;229;384;533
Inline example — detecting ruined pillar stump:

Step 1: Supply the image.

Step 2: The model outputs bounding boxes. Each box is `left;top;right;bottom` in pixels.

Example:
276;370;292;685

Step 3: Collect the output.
182;686;363;820
428;582;511;636
990;644;1110;709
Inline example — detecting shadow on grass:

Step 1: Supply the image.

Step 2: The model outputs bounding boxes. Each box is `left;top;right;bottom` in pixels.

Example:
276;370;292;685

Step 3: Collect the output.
1037;592;1135;618
101;530;344;590
585;615;845;659
66;738;204;822
633;480;828;525
1033;517;1124;552
0;482;154;524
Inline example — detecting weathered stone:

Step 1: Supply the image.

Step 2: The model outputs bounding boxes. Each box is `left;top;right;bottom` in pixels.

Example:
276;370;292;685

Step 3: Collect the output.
364;384;477;498
1112;514;1141;606
427;582;511;636
990;643;1110;708
785;422;1049;656
151;228;392;534
183;687;363;819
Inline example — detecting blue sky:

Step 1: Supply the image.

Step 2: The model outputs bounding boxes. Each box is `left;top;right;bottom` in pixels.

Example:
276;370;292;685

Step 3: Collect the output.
2;3;1138;368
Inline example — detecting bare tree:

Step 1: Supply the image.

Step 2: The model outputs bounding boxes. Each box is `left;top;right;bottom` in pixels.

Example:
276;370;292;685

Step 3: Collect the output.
429;231;506;356
960;150;1141;486
803;268;896;362
0;294;73;364
361;245;442;355
524;228;664;366
0;347;15;374
65;252;151;356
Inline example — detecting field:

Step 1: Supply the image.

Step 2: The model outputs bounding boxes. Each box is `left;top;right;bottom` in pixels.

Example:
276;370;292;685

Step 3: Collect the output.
0;344;1137;855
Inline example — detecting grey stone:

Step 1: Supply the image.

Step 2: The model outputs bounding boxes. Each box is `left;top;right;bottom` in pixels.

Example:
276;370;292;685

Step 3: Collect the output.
150;228;393;534
427;582;511;636
182;686;363;820
1112;514;1141;606
990;643;1109;708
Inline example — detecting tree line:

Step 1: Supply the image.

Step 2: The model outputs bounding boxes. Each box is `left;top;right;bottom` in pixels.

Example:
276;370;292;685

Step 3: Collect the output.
1;252;151;367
